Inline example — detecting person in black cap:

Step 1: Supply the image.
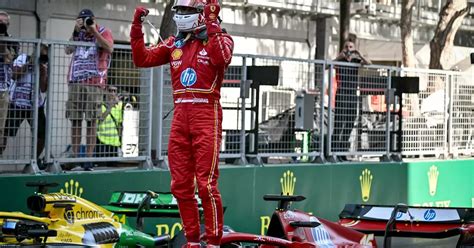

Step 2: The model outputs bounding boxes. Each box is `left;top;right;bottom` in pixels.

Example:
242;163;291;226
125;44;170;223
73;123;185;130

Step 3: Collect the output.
64;9;114;170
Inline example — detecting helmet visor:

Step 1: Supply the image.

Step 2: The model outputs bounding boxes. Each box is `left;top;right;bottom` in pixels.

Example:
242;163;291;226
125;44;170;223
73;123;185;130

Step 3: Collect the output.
172;0;204;11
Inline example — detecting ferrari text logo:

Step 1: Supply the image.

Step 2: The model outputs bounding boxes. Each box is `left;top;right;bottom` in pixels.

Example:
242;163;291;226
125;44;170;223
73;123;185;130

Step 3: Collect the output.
428;165;439;196
359;169;373;202
60;179;84;197
280;170;296;196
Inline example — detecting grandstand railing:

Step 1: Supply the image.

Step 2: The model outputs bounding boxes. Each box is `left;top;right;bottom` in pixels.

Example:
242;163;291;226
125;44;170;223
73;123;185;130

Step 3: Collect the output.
0;37;472;173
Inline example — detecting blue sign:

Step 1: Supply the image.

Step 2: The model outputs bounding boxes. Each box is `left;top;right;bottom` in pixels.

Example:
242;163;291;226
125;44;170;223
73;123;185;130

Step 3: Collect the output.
423;209;436;221
396;212;403;220
175;39;185;48
180;68;197;87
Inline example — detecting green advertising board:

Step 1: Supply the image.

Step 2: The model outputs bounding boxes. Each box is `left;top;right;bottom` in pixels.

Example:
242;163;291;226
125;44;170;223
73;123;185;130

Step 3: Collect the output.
406;159;474;208
0;159;472;237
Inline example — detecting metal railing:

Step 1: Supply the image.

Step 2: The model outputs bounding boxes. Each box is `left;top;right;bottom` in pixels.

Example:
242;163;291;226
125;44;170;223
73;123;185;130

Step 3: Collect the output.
45;41;153;171
0;38;153;173
1;37;473;173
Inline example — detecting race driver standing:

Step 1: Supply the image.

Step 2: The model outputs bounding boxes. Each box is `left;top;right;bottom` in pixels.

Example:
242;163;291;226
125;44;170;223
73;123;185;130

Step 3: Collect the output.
130;0;234;247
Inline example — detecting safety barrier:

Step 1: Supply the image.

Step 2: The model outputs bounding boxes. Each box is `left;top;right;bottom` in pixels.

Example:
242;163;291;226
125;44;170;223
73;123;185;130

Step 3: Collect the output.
400;68;474;158
0;38;153;173
45;41;153;172
1;37;472;173
0;38;40;169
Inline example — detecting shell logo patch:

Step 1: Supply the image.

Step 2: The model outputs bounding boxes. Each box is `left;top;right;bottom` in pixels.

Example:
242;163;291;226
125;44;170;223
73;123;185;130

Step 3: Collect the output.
172;49;183;60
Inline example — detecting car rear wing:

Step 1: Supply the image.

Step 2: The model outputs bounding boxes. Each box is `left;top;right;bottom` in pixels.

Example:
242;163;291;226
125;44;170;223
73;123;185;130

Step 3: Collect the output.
339;204;474;224
338;204;474;245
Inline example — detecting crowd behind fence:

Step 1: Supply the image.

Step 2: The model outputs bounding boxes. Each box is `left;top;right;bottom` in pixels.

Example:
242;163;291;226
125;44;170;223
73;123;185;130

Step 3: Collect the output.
0;38;472;173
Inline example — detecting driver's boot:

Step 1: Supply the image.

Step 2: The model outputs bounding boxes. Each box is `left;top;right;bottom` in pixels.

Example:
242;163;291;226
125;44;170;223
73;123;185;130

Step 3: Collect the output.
182;242;201;248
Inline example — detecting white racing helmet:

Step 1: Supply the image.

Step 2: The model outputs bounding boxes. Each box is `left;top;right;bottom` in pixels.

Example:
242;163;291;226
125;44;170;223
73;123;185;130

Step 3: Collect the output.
172;0;206;32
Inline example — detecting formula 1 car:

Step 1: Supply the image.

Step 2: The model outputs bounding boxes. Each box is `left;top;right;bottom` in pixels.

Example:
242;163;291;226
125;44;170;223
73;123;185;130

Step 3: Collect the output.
339;203;474;248
0;182;171;247
0;182;376;247
218;194;376;248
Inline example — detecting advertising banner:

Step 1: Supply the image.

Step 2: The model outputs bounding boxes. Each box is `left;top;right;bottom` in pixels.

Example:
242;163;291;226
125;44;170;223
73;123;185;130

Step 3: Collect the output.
0;159;472;236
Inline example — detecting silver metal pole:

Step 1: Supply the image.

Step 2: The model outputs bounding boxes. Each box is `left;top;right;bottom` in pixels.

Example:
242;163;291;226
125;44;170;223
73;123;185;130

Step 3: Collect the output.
32;41;40;163
157;67;164;161
385;69;392;158
319;62;326;158
147;68;153;158
327;64;334;158
240;58;247;163
44;42;53;164
446;73;453;157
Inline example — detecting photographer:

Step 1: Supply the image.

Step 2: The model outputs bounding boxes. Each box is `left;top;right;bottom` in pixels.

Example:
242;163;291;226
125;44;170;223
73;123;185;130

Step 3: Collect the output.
64;9;114;170
332;39;371;161
0;10;18;155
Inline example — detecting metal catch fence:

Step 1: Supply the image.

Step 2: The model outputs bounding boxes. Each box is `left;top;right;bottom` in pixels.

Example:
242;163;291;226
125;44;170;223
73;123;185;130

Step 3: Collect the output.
0;38;41;169
1;37;473;173
45;41;152;171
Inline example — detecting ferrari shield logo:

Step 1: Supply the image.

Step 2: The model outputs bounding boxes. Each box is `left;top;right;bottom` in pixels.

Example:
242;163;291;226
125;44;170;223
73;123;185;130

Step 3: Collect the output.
210;5;216;12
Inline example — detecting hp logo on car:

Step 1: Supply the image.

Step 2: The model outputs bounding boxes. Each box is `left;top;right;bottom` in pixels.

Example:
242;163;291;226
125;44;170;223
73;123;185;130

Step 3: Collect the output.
396;212;403;220
423;209;436;221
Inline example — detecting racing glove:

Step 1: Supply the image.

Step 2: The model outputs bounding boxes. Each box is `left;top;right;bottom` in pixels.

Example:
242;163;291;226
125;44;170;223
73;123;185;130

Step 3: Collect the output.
204;0;223;35
130;6;149;38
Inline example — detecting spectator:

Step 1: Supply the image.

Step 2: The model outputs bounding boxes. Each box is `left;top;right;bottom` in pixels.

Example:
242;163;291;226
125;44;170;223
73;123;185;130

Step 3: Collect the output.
65;9;113;170
6;44;48;166
130;0;234;247
95;85;123;166
0;10;18;155
332;39;371;161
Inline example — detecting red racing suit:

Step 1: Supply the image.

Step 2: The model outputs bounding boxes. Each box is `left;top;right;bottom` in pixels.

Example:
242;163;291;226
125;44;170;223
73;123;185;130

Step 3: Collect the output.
130;16;234;246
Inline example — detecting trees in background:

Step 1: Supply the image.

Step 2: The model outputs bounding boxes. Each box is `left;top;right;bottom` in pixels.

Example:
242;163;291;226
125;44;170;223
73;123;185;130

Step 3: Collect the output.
400;0;416;68
429;0;470;70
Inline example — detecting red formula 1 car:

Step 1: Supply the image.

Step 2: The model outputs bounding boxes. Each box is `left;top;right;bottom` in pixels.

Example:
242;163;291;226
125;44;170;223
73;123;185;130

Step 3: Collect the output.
218;195;376;248
339;203;474;248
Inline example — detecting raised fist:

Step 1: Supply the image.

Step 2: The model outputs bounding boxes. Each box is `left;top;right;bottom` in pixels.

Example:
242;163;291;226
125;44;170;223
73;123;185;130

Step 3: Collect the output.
133;6;149;25
204;0;220;22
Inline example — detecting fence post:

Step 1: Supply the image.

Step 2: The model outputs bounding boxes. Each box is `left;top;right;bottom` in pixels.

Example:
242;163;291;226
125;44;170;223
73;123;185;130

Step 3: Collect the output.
326;64;336;162
44;42;61;173
382;68;393;162
23;41;41;174
141;68;154;170
316;61;327;163
156;67;167;168
238;58;248;165
447;73;454;158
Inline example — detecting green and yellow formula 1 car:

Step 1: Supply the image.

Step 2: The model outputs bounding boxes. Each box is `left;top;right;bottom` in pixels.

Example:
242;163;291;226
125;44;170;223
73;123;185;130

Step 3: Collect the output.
0;182;171;247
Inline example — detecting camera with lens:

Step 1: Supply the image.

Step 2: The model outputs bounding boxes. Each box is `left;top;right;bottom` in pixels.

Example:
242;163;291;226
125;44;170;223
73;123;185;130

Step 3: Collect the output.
80;17;94;29
39;54;49;64
0;23;8;36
